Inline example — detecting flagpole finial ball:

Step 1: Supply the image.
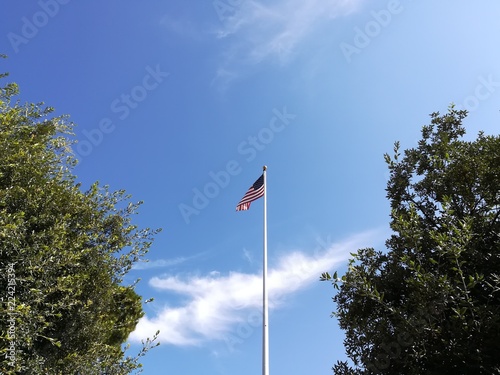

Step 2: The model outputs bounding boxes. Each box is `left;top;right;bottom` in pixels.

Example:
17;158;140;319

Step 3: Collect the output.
263;165;267;171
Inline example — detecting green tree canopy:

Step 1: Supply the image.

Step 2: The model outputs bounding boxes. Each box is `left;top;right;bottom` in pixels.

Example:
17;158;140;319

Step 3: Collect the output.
0;64;160;374
323;107;500;374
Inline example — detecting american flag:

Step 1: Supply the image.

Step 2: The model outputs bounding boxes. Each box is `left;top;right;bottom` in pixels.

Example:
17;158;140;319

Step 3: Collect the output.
236;174;264;211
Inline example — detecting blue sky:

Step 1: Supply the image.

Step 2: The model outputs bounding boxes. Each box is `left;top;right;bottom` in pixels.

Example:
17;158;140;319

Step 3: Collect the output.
2;1;500;374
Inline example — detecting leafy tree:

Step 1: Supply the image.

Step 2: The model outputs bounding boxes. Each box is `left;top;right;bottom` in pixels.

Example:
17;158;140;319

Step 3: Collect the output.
322;107;500;374
0;61;160;374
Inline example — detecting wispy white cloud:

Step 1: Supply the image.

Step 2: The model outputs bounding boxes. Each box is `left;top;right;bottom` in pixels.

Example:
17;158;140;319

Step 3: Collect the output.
242;248;253;264
132;252;207;270
211;0;364;88
129;229;382;347
132;258;187;271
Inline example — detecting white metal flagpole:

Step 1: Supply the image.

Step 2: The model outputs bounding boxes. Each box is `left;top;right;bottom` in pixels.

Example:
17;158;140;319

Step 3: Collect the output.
262;165;269;375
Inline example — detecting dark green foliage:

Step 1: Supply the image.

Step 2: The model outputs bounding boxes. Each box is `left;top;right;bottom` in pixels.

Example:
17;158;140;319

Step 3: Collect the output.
0;65;160;374
322;107;500;374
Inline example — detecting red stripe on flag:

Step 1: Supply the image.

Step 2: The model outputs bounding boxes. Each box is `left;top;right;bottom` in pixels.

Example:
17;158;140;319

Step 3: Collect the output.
236;174;264;211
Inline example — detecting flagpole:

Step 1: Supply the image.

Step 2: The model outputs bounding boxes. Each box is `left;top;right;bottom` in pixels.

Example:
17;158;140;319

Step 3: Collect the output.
262;165;269;375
